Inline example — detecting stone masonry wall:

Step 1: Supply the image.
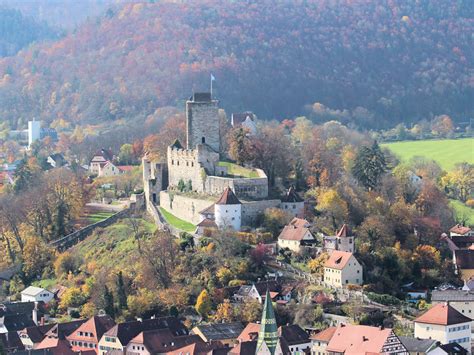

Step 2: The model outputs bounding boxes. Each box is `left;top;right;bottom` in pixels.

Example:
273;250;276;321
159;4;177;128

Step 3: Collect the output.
160;191;215;225
186;100;220;152
241;199;281;226
167;147;205;192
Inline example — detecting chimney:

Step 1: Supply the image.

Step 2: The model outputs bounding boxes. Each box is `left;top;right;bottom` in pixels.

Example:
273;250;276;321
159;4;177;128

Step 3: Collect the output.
362;336;368;342
32;302;38;325
40;316;45;326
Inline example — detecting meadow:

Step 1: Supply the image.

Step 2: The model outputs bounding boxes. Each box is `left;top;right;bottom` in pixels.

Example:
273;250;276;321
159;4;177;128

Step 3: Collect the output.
382;138;473;171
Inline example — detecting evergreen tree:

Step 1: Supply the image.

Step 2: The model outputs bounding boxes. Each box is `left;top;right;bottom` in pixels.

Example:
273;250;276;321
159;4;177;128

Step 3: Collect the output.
103;285;115;318
116;271;127;310
177;179;185;192
352;141;387;190
186;179;192;192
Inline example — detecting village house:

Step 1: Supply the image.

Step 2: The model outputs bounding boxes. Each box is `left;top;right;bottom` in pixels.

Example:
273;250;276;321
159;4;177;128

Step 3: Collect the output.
0;302;46;334
126;328;203;354
280;186;305;218
46;153;68;169
429;342;468;355
35;319;87;351
278;217;315;253
231;112;257;135
310;326;337;354
66;315;116;352
0;331;25;353
232;280;293;304
18;323;54;350
318;324;408;354
89;148;114;175
98;316;188;355
324;251;363;288
398;336;437;355
279;324;311;354
323;224;355;254
450;225;474;238
414;303;472;352
431;289;474;323
21;286;55;304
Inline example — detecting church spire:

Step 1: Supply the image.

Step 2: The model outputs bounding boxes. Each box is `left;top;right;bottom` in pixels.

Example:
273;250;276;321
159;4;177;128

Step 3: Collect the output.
256;289;279;355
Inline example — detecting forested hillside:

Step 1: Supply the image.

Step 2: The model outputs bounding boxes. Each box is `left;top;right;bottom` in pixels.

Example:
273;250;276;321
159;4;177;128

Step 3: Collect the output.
0;0;472;130
0;7;60;57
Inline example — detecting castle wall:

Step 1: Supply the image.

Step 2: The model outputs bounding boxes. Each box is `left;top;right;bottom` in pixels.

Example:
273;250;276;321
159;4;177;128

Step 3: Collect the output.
241;199;281;226
160;191;215;225
186;99;220;152
205;175;268;199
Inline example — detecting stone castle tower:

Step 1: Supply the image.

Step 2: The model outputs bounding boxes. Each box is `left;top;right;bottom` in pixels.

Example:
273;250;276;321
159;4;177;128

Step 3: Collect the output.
186;92;220;152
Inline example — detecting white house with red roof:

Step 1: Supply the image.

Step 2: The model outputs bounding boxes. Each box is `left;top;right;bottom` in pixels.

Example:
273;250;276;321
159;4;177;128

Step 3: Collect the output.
214;187;242;230
414;303;472;352
324;250;363;288
277;217;315;253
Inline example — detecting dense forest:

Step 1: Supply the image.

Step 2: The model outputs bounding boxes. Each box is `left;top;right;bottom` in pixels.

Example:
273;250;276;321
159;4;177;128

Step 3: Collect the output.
0;0;472;130
0;7;60;57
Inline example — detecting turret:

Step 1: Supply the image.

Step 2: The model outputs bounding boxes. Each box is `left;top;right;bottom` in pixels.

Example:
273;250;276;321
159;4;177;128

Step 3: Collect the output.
214;187;241;230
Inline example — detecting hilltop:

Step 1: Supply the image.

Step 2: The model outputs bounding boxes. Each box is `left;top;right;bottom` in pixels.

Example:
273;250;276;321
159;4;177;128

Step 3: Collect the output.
0;7;60;57
0;0;472;130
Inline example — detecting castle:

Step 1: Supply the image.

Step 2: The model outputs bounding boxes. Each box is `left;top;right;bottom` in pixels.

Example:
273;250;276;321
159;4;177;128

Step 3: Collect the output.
143;92;304;232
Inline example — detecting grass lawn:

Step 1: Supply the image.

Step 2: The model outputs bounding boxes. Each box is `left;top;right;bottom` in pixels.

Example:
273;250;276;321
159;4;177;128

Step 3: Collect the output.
32;278;57;290
217;161;260;178
159;207;196;232
450;199;474;227
382;138;474;171
87;211;115;224
72;217;156;270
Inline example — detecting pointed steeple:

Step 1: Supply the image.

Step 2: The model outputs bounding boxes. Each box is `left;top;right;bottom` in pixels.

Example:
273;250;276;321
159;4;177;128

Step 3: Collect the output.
256;290;279;355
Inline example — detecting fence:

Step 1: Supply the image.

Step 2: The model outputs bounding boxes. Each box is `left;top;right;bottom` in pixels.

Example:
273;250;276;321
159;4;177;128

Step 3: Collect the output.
49;208;130;251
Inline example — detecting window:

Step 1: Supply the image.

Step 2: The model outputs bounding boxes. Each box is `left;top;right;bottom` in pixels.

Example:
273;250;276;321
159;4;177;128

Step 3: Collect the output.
172;160;174;165
202;137;206;143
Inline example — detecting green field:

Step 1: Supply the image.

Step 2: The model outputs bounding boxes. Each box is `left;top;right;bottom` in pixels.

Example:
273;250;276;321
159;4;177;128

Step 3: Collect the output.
159;207;196;232
382;138;474;171
87;211;115;223
450;199;474;227
217;161;260;178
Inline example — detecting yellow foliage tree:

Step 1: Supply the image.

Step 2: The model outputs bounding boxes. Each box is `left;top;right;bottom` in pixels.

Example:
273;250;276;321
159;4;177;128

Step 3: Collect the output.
308;253;329;276
214;299;235;322
195;289;212;318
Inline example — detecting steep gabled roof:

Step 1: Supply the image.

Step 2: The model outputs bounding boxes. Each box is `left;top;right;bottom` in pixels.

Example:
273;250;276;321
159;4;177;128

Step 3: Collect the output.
278;324;309;345
170;139;183;149
196;218;217;228
325;251;354;270
278;225;313;242
336;224;351;238
20;324;55;343
66;315;115;341
289;217;310;228
414;303;472;325
215;187;241;205
281;186;304;203
398;336;436;352
237;322;260;342
21;286;49;296
192;322;245;342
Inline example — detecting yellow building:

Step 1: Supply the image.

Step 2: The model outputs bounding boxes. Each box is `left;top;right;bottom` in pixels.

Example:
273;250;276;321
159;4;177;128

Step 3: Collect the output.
324;251;363;288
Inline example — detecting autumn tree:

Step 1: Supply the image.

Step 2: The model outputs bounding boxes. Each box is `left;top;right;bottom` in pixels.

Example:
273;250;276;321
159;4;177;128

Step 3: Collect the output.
431;115;454;137
195;289;212;319
21;236;55;283
441;163;474;202
140;230;178;288
315;188;349;230
352;141;387;190
214;299;235;322
308;253;329;276
228;127;253;165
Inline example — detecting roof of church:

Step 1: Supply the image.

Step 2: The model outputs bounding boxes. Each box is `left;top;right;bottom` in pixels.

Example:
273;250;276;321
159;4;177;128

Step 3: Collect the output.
256;290;279;354
215;188;241;205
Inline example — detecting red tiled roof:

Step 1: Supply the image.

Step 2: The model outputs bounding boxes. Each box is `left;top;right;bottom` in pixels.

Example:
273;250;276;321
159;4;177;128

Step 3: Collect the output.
336;224;350;238
326;325;393;354
196;218;217;228
289;217;309;228
238;323;260;342
415;303;472;325
325;251;354;270
450;224;472;235
66;315;115;344
278;225;312;242
117;165;134;172
215;187;241;205
310;326;337;342
199;204;215;215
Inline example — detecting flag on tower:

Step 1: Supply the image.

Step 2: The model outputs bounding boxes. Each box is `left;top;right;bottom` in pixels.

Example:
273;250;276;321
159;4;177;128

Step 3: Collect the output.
211;73;216;81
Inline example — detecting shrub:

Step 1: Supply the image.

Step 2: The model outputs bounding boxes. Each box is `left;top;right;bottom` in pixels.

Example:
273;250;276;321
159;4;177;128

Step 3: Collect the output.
466;199;474;208
367;292;400;306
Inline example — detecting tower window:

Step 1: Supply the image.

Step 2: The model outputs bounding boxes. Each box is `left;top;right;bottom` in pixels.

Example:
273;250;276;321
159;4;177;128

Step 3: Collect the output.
202;137;205;143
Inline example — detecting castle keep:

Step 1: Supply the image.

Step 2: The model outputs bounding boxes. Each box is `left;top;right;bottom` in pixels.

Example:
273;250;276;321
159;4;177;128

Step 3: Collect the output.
143;91;304;231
